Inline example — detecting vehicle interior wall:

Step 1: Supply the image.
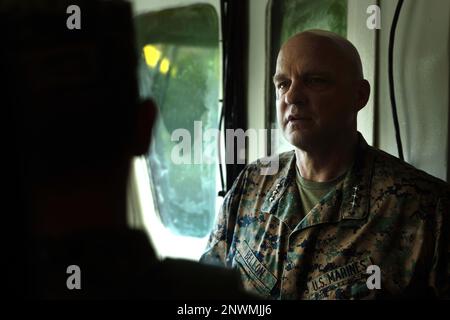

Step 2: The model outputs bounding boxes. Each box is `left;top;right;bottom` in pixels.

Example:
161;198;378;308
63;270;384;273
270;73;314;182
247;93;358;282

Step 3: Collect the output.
376;0;450;181
345;0;450;181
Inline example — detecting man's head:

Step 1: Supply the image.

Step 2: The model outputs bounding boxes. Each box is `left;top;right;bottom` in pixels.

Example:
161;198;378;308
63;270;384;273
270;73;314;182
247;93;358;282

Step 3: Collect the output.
5;0;156;234
10;1;155;182
273;29;370;152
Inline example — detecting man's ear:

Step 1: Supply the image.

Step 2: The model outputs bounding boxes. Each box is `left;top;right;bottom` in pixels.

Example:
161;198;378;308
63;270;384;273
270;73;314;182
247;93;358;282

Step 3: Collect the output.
132;99;157;156
355;79;371;112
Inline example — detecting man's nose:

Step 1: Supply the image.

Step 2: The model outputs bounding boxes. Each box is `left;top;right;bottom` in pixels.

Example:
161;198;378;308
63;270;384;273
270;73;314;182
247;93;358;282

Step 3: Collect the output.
284;80;306;107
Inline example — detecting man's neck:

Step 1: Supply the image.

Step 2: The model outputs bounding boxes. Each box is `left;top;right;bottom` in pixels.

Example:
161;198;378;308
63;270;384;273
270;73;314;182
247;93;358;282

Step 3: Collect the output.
295;132;358;182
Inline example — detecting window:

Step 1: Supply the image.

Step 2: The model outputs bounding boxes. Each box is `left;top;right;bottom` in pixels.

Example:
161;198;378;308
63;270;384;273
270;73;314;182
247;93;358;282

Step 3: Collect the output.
134;4;220;257
268;0;348;154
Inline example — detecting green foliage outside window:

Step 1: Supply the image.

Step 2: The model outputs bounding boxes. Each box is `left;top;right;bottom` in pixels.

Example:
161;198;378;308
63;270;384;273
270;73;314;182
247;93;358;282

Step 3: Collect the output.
135;4;220;237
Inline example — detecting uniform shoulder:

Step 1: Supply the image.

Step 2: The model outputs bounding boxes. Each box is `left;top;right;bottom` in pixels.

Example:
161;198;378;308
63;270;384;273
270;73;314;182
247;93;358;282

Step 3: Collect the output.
369;145;450;195
247;150;294;169
244;150;295;177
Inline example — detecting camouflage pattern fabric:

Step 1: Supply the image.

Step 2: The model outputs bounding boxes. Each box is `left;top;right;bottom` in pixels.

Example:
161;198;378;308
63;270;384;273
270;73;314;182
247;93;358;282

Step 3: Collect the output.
201;133;450;299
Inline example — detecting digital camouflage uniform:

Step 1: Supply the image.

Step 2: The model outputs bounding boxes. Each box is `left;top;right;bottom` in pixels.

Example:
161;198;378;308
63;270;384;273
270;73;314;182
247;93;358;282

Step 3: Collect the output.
201;133;450;299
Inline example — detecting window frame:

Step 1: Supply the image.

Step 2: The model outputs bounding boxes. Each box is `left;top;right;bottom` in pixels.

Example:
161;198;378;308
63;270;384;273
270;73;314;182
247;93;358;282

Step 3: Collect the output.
128;0;224;261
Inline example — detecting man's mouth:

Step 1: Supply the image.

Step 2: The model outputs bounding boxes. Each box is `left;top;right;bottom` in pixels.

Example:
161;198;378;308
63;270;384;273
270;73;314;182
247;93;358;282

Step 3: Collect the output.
286;115;312;123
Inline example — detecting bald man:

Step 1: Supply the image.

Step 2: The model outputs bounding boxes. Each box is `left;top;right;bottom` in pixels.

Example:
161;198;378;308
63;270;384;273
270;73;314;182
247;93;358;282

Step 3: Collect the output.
201;30;450;299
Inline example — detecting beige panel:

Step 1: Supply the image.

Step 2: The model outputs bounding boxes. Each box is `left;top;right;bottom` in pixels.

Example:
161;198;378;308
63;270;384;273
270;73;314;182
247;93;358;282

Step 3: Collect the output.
247;0;271;163
348;0;377;146
378;0;449;180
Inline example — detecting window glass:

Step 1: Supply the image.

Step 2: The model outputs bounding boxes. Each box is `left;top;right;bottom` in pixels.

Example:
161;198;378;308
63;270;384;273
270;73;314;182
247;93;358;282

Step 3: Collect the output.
135;4;220;238
269;0;348;154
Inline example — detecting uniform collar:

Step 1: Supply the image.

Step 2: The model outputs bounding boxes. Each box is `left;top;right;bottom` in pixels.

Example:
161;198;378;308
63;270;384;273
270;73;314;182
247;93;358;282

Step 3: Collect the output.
261;132;375;230
338;133;374;220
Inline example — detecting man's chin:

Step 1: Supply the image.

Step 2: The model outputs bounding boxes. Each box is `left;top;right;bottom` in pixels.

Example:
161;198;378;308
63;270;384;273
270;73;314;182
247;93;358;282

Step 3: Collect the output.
284;132;313;151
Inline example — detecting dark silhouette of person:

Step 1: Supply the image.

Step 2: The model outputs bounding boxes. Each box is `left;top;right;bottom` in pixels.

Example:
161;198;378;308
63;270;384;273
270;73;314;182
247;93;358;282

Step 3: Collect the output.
4;0;252;299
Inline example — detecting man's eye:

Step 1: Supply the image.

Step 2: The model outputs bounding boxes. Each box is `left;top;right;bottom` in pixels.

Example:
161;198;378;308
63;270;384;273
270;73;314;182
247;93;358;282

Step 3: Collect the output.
277;82;288;90
307;77;329;86
310;77;325;84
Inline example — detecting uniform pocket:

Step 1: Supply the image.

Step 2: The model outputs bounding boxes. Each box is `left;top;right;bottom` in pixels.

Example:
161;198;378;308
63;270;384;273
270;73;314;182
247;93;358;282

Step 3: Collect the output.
309;277;373;300
306;256;374;300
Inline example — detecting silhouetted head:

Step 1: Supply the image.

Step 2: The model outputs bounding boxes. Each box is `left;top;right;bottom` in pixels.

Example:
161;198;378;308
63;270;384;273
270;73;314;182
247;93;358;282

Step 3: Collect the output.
4;0;156;235
273;29;370;151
